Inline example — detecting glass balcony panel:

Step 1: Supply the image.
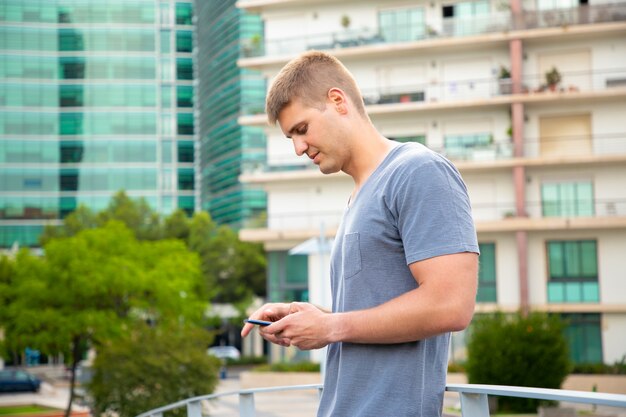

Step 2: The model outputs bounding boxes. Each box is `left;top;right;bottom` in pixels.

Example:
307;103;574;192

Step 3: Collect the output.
582;282;599;303
564;282;582;302
548;282;565;303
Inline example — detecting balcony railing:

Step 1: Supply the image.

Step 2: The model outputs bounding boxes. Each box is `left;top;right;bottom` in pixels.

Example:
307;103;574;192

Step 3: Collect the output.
240;3;626;59
238;133;626;179
239;67;626;117
238;196;626;230
471;198;626;222
136;383;626;417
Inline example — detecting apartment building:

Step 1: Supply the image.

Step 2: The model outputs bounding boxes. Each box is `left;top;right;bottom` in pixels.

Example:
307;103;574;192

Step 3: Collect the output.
236;0;626;364
0;0;196;248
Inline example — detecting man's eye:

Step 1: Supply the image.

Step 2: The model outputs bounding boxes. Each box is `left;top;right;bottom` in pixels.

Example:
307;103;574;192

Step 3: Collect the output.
297;126;308;135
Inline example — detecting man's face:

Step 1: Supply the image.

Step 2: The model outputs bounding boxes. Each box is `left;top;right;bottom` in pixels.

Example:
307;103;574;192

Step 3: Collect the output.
277;99;350;175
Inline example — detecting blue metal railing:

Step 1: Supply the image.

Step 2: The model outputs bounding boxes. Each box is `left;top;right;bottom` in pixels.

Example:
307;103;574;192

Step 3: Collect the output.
137;383;626;417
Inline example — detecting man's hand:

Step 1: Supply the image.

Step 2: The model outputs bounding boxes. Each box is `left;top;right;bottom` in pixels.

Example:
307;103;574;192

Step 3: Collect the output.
262;302;335;350
241;302;293;346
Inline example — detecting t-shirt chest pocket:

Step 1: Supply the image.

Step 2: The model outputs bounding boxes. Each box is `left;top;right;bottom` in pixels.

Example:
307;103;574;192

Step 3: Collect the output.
341;232;362;279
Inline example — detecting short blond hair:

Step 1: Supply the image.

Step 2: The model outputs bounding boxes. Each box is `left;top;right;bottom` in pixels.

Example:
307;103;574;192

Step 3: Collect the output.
265;51;366;125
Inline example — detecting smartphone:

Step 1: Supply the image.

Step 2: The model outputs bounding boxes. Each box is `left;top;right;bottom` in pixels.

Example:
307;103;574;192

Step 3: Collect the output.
244;318;272;326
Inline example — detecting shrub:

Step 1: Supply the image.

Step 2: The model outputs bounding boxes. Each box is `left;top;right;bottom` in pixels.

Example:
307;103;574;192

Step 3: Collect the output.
88;324;220;417
253;361;320;373
466;311;571;413
572;356;626;375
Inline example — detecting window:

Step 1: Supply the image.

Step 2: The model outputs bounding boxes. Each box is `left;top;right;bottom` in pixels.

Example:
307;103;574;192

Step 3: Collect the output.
442;1;490;35
561;313;602;364
177;168;194;190
541;181;593;217
444;133;491;160
176;85;193;107
477;243;496;302
175;3;193;25
176;31;192;53
177;141;194;163
379;7;425;43
268;251;309;302
389;135;426;145
547;240;598;303
177;113;194;135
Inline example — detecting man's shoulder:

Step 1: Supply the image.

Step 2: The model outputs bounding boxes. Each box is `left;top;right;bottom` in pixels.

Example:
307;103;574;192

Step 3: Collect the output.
387;142;453;176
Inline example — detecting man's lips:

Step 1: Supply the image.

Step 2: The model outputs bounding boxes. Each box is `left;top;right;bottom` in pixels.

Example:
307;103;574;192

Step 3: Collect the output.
309;152;320;164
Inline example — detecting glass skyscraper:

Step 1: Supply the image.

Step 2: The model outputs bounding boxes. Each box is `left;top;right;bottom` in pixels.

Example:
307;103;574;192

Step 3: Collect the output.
196;0;266;228
0;0;196;248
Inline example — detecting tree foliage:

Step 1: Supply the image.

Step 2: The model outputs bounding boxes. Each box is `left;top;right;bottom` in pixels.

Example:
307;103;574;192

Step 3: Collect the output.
466;311;571;412
4;222;206;417
88;324;220;417
40;191;266;304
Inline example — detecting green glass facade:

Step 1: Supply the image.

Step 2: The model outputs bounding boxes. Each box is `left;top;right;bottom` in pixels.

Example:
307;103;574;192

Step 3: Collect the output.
196;0;266;228
0;0;196;247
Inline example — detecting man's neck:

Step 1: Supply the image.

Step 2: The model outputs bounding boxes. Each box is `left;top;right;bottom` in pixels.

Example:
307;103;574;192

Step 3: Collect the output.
345;132;397;203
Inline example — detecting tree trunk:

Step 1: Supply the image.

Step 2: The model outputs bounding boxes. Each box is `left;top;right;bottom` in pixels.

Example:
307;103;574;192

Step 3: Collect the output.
64;337;81;417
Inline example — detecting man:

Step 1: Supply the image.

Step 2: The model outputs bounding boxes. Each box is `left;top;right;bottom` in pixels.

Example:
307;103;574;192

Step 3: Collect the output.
241;51;479;417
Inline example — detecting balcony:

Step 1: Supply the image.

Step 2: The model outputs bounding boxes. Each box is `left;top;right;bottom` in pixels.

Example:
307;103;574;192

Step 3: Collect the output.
238;133;626;183
471;198;626;224
239;68;626;124
137;383;626;417
237;196;626;244
239;3;626;63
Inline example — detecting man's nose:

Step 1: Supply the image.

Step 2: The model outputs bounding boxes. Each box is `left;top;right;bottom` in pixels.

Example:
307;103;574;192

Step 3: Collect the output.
292;137;308;156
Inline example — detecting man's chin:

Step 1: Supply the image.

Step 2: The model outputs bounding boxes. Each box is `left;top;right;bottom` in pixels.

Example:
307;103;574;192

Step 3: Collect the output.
318;164;339;175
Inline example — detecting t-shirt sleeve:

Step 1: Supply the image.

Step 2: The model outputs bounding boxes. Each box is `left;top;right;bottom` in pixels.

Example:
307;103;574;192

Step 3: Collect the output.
392;158;479;265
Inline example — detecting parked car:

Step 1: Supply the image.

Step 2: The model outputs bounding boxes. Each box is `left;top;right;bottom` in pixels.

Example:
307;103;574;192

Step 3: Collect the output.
0;368;41;393
207;346;241;361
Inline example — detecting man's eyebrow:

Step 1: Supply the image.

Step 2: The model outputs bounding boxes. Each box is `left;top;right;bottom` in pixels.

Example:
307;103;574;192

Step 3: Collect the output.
286;121;304;139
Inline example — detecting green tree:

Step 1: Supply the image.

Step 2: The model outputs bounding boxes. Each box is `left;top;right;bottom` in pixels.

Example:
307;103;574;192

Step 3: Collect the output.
187;213;266;304
41;192;267;305
466;311;571;412
0;255;16;363
40;205;98;245
5;222;205;417
88;324;220;417
97;191;163;240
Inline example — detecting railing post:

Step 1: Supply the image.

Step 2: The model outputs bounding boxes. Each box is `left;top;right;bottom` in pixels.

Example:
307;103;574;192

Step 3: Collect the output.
459;392;490;417
186;400;202;417
239;392;256;417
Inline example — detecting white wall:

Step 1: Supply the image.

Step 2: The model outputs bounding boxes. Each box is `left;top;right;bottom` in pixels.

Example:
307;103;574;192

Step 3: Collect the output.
603;314;626;363
524;35;626;91
266;176;352;230
464;171;516;221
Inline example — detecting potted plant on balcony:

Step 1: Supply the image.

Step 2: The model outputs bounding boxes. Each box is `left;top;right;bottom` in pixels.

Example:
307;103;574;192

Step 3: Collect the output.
545;66;562;91
498;65;512;95
340;14;351;29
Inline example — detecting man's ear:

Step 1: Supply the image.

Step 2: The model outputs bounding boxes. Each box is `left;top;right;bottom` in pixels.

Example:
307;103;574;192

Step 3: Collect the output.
327;88;348;114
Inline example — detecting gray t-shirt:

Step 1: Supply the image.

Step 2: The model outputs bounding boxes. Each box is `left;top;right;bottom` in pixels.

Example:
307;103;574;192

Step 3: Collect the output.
317;142;479;417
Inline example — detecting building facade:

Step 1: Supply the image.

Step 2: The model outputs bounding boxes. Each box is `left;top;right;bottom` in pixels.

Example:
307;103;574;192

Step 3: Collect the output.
236;0;626;364
0;0;197;248
195;0;267;228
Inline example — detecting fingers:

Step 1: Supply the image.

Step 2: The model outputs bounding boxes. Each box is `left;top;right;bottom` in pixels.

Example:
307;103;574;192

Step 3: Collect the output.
241;303;289;338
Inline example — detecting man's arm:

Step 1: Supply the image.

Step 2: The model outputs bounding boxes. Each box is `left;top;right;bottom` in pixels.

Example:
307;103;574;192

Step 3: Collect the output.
264;251;478;350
